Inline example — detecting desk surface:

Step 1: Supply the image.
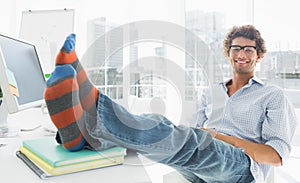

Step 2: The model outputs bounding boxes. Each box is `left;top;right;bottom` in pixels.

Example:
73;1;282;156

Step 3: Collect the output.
0;107;152;183
4;108;299;183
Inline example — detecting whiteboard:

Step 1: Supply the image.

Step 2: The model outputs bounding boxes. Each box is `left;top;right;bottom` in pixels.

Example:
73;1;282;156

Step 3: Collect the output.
19;9;74;75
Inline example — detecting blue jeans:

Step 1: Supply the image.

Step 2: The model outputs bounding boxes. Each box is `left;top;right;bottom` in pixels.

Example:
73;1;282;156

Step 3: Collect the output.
86;92;254;183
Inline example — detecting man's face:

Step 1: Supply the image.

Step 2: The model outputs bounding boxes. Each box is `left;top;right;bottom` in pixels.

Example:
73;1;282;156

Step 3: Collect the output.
228;37;260;75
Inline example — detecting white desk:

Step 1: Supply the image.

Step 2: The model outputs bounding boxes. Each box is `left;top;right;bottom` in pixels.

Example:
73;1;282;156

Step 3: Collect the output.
0;107;152;183
6;107;297;183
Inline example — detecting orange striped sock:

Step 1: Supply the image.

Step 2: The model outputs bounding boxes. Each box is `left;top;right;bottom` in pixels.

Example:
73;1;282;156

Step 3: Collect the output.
44;64;86;151
56;33;98;116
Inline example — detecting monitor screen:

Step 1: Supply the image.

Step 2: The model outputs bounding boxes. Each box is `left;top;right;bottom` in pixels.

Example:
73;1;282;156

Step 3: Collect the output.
0;34;46;114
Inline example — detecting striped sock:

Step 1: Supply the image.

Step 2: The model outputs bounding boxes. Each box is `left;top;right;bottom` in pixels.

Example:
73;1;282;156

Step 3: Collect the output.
44;65;86;151
56;33;98;116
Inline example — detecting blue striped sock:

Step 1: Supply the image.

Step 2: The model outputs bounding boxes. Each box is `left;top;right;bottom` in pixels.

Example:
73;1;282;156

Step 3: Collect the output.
44;64;86;151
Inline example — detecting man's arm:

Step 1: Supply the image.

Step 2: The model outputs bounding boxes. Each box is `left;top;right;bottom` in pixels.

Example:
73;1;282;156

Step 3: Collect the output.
202;128;282;166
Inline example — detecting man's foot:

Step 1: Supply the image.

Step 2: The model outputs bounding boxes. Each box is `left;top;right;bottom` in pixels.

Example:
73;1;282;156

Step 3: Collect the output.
44;64;86;151
55;33;98;115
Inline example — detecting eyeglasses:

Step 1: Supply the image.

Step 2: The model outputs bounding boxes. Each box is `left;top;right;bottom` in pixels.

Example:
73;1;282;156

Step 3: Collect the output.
229;45;257;56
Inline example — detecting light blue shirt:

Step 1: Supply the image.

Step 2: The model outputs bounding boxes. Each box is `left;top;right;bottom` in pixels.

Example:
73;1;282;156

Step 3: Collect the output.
196;76;298;182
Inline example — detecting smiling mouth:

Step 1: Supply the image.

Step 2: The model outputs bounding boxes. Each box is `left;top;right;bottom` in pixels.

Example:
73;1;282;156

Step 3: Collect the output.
234;60;250;64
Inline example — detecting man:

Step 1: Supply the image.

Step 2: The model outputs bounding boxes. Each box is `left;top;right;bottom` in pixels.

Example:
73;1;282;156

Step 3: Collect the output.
44;25;297;183
197;25;297;182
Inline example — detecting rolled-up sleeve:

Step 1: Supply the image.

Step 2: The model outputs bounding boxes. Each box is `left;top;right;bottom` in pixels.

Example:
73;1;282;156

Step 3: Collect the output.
262;90;298;164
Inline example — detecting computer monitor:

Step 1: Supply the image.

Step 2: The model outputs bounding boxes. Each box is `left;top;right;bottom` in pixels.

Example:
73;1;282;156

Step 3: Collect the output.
0;34;46;136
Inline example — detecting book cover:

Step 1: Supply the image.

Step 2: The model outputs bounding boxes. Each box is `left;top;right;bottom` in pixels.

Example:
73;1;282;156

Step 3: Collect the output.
22;137;126;167
16;150;124;178
18;146;124;176
16;150;49;179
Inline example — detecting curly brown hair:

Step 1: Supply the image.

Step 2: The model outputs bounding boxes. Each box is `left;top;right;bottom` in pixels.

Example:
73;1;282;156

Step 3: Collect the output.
223;25;267;58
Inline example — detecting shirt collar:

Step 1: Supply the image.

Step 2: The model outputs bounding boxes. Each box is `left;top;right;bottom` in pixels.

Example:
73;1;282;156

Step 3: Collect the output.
219;76;265;87
248;76;265;86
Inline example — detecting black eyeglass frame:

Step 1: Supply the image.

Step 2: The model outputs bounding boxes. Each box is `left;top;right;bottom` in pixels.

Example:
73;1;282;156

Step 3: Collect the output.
229;45;257;51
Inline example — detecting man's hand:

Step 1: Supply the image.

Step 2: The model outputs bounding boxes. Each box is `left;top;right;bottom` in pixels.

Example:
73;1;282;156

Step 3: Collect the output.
201;127;282;166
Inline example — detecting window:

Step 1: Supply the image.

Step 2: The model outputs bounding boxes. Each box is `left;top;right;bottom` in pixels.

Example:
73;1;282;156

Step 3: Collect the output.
185;0;300;107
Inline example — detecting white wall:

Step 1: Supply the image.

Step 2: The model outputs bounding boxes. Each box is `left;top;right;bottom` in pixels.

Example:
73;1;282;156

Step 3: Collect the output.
0;0;17;36
2;0;184;58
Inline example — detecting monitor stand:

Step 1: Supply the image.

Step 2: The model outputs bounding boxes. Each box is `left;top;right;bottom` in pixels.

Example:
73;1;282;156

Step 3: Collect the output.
0;99;19;137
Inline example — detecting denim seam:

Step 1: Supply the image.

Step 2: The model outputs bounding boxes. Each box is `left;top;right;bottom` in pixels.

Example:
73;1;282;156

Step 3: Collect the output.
204;142;250;167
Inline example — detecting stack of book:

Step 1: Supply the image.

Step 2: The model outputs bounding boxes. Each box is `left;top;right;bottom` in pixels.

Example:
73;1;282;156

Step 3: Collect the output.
16;137;127;179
